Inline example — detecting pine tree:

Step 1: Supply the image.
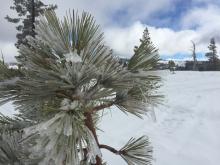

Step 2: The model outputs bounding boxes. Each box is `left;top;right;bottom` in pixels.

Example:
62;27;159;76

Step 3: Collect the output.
137;28;151;47
168;60;175;73
205;38;219;70
5;0;57;48
130;27;159;70
0;10;162;165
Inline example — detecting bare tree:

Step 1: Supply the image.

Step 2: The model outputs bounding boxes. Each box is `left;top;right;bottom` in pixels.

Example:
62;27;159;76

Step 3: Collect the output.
191;41;197;71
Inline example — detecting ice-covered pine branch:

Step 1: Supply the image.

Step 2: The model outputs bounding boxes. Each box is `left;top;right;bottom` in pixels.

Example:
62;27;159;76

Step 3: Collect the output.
99;136;152;165
0;9;161;165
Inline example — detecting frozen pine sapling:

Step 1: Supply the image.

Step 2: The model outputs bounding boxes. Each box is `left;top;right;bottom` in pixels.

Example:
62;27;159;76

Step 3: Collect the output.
0;10;162;165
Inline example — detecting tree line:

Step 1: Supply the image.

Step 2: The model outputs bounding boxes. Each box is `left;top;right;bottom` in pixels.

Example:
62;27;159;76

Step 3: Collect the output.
168;38;220;71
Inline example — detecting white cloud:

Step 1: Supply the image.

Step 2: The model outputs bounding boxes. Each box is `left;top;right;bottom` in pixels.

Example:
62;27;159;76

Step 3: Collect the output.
181;5;220;43
104;22;198;58
0;0;18;41
149;27;197;55
43;0;176;26
1;0;177;62
181;5;220;28
41;0;220;59
103;4;220;58
104;22;144;58
0;0;20;62
1;0;220;61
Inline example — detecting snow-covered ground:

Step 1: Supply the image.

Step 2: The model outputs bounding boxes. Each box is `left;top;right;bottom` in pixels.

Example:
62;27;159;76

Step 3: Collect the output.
1;71;220;165
98;71;220;165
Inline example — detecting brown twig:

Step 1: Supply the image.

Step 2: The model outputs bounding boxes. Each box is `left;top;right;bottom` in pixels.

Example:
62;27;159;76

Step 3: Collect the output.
99;144;126;155
99;144;119;154
84;112;102;165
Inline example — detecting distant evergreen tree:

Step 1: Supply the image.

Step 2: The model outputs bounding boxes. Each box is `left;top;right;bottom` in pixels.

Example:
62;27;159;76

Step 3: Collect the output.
205;38;219;70
129;27;159;70
135;28;151;49
5;0;57;48
168;60;175;73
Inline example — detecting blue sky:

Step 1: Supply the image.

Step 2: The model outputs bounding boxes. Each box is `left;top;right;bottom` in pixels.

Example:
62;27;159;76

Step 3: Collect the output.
1;0;220;62
110;0;192;29
150;0;192;29
162;52;207;61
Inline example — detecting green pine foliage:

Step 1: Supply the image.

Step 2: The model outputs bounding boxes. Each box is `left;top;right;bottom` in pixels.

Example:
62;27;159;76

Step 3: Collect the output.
205;38;220;70
168;60;175;68
0;10;162;165
128;28;159;71
119;136;152;165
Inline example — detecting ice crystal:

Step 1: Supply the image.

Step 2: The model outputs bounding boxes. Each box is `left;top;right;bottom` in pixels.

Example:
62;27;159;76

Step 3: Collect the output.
64;50;82;63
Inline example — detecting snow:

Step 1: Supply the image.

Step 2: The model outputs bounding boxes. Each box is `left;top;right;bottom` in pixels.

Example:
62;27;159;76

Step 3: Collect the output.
60;98;79;111
1;71;220;164
98;71;220;165
64;50;82;63
0;102;15;116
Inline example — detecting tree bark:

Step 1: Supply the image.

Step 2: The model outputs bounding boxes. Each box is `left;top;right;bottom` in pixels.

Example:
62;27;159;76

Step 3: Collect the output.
84;112;102;165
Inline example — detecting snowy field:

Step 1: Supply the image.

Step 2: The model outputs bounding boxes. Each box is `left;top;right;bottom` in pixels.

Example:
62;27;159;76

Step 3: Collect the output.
0;71;220;165
98;71;220;165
